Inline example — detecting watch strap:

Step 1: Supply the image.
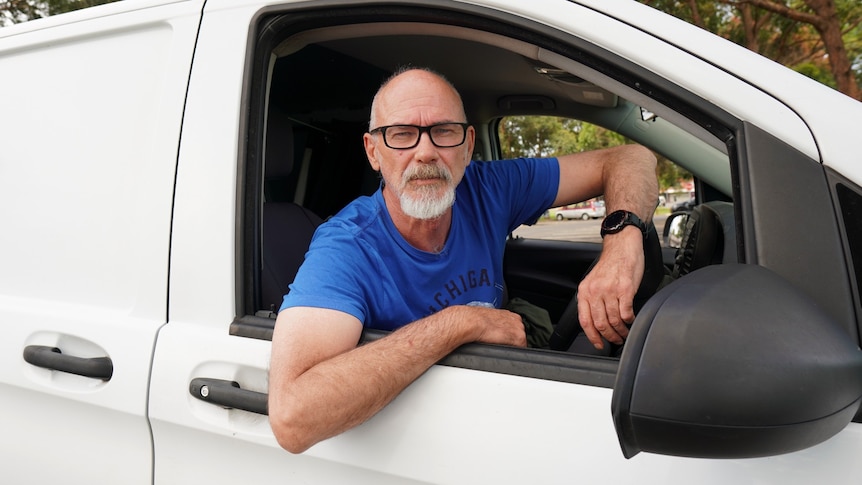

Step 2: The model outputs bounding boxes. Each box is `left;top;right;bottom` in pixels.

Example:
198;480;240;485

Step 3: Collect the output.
600;210;647;238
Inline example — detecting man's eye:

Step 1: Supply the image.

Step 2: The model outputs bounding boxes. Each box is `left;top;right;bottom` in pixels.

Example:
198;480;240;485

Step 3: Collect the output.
389;129;415;139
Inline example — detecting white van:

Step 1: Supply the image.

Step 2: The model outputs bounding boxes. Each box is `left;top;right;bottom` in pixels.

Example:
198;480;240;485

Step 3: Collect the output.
2;0;861;483
554;199;606;220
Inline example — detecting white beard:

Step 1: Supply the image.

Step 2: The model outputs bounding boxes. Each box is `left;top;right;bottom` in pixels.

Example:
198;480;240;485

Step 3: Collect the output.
397;164;456;220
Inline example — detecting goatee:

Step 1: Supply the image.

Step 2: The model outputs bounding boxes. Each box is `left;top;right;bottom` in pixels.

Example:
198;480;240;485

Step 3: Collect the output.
398;164;456;220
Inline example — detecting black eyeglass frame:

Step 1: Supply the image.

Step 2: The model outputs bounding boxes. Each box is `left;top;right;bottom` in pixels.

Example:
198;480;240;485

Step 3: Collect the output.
368;122;471;149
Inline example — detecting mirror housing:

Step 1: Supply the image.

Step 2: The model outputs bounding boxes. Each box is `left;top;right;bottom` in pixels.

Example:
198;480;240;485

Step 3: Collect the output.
613;264;862;459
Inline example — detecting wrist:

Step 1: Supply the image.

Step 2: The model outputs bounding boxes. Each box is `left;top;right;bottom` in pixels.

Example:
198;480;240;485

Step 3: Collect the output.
600;210;647;238
600;225;644;257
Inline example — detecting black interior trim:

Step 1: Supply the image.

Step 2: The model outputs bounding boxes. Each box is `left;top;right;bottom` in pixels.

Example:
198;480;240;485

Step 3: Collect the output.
231;316;618;387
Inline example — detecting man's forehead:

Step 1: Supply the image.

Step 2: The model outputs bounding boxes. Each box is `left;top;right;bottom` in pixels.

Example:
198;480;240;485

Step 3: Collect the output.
378;97;460;123
376;85;463;123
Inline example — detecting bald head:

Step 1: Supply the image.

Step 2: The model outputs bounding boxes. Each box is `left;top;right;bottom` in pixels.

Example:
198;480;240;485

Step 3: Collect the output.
369;68;467;129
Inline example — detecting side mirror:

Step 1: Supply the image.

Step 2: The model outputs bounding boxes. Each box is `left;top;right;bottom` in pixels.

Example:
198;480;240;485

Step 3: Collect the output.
662;212;688;248
613;264;862;459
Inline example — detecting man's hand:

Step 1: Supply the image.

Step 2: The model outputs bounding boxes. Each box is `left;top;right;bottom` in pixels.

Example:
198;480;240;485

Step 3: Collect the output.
576;227;645;349
460;306;527;348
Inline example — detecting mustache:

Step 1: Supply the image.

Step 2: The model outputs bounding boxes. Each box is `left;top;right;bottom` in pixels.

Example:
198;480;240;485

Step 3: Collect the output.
403;164;452;183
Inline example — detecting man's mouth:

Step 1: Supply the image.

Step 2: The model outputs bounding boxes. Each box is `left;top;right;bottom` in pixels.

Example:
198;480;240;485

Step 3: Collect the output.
406;165;449;181
409;175;443;182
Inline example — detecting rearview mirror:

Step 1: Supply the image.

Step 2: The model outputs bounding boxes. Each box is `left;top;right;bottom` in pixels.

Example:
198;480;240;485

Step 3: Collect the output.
613;264;862;459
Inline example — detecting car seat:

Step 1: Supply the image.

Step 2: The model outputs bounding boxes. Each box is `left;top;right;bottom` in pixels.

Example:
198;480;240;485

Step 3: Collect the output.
260;107;324;313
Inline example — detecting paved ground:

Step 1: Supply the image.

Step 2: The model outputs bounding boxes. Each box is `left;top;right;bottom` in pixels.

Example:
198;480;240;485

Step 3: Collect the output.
513;213;670;244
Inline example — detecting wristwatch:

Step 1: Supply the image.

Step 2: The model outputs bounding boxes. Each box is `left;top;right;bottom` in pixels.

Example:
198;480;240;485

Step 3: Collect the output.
600;210;647;238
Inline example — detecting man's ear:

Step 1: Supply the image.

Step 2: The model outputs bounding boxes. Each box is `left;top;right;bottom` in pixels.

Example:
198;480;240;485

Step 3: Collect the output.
363;133;381;171
466;125;476;166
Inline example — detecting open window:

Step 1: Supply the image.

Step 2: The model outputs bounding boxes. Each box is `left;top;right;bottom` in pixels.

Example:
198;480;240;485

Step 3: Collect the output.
233;3;744;385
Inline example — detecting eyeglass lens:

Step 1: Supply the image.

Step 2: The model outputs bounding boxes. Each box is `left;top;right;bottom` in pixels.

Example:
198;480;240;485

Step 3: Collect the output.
383;124;466;149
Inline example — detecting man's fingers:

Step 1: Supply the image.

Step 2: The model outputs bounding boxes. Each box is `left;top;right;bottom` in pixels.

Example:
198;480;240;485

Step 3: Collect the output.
576;296;595;347
578;297;604;349
472;308;527;347
579;294;629;347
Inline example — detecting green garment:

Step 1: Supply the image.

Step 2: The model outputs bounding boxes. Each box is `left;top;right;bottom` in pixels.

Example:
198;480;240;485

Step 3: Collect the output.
505;297;554;349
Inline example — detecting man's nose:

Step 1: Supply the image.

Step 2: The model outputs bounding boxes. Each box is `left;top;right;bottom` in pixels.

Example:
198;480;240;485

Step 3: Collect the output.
412;131;439;162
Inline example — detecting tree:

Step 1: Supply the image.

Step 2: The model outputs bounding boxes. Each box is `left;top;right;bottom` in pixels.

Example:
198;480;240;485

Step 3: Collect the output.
1;0;113;25
499;116;629;158
727;0;861;99
499;116;689;194
640;0;862;100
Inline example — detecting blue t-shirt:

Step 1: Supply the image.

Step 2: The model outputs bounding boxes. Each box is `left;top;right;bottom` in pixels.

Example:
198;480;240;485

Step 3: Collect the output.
280;157;559;331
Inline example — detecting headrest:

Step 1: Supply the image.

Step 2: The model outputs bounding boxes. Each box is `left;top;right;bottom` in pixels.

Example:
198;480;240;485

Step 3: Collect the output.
672;201;736;278
265;106;294;178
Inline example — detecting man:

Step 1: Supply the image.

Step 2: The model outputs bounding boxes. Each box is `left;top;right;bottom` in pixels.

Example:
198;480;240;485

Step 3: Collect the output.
269;67;658;453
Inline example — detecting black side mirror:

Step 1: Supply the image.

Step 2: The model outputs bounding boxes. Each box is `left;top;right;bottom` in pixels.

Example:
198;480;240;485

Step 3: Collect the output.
613;264;862;459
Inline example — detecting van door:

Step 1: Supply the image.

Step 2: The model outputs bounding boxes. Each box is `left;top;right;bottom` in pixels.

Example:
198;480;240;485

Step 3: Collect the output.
150;1;862;483
0;2;203;482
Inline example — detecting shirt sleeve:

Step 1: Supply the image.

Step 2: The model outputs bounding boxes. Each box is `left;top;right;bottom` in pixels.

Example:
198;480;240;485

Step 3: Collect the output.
466;158;560;233
279;222;373;323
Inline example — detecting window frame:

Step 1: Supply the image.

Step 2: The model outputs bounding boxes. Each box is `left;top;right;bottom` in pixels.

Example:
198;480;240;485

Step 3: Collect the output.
230;1;754;388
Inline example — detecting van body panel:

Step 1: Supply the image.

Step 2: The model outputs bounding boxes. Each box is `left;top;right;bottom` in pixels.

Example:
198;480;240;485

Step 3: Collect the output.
0;1;203;481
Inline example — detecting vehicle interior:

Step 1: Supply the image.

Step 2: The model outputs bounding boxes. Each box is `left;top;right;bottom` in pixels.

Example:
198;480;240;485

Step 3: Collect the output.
239;6;739;371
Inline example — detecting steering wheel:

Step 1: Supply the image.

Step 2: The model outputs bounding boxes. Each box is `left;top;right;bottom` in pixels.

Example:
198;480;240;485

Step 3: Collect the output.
548;223;666;352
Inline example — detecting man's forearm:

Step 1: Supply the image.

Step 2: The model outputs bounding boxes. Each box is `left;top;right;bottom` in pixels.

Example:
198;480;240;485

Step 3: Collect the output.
603;145;658;221
269;305;523;453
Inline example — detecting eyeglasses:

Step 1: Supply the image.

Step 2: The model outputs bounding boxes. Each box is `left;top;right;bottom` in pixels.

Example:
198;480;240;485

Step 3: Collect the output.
369;123;470;149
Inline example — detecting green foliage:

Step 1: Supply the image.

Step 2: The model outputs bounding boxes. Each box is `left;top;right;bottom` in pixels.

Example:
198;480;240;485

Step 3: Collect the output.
1;0;114;25
499;116;690;192
499;116;628;158
656;158;691;192
796;62;838;89
639;0;861;99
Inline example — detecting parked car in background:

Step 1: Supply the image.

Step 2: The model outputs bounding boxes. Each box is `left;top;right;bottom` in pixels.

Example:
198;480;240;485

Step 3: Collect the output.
554;200;606;220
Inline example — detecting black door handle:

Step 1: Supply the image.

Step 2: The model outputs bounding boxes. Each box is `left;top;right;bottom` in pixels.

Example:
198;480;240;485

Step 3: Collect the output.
23;345;113;380
190;378;268;415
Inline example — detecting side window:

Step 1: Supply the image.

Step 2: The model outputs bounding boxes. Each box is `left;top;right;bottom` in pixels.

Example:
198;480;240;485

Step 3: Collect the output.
836;182;862;333
498;116;694;245
238;6;736;387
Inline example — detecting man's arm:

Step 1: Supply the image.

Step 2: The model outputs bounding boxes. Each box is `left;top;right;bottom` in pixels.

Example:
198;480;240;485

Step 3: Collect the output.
555;144;659;349
269;305;526;453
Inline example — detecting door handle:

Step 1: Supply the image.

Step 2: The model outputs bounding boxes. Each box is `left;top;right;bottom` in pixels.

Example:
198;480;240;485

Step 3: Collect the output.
190;378;268;415
23;345;113;380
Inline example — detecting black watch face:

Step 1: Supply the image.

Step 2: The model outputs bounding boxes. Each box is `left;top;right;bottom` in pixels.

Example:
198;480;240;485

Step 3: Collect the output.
604;210;627;230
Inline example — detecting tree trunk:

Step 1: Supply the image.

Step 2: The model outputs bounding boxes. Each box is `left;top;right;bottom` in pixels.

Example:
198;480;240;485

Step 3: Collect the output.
732;0;861;100
686;0;706;29
739;4;759;51
803;0;861;100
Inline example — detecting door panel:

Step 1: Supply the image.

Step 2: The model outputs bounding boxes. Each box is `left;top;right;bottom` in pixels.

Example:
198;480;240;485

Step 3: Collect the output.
155;1;862;483
0;2;201;482
1;311;157;483
151;320;862;484
505;238;600;321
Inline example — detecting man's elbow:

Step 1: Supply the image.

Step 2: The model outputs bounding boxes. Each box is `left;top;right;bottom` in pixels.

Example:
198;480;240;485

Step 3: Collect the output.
630;144;657;169
269;400;319;454
274;431;315;455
